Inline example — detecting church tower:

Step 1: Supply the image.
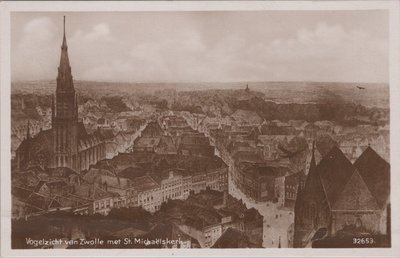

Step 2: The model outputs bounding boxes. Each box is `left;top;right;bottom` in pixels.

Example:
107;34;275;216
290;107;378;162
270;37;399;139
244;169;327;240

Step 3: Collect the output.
51;16;79;170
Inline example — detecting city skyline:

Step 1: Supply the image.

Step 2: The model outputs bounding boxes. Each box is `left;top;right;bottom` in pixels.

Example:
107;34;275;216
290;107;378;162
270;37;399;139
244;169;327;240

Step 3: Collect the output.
11;11;388;84
7;9;392;252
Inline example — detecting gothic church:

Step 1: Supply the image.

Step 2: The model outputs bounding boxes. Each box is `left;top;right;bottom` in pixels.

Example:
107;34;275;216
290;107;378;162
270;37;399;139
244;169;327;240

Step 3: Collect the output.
16;17;105;172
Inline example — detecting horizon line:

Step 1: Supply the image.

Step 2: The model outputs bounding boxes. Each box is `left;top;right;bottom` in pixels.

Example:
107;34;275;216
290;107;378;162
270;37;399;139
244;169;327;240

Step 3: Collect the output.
11;79;390;85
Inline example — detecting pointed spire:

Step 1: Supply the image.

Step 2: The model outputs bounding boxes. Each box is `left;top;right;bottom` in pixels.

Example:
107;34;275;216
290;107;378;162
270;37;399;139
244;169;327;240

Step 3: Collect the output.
57;15;74;92
62;16;67;48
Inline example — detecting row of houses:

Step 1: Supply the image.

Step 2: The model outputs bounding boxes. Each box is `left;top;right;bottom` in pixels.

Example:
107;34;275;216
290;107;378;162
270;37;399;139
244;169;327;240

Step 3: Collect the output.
12;150;229;218
183;110;389;206
174;189;263;248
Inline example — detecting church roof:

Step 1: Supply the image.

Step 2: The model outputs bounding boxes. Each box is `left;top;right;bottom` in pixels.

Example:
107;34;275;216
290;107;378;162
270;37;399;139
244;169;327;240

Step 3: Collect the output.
332;170;379;211
300;145;390;212
317;146;355;207
354;146;390;209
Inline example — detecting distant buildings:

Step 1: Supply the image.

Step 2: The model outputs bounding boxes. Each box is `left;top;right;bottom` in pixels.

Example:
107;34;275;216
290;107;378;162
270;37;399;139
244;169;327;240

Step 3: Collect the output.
133;115;215;158
192;109;389;209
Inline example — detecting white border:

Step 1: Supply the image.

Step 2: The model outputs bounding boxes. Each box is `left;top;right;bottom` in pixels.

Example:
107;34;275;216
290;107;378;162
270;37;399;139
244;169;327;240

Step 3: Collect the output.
1;1;399;257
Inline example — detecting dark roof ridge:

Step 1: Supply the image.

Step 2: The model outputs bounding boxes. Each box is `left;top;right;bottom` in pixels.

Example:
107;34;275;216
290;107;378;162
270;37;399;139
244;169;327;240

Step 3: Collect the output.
354;146;389;166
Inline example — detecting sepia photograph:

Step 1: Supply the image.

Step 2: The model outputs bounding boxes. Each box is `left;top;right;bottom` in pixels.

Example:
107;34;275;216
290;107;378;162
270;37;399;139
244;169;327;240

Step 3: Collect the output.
1;1;399;257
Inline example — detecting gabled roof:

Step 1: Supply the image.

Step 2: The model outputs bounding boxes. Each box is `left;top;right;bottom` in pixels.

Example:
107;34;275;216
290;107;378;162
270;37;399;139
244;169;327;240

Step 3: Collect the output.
354;146;390;209
332;170;379;211
302;145;389;212
317;146;355;207
131;175;160;193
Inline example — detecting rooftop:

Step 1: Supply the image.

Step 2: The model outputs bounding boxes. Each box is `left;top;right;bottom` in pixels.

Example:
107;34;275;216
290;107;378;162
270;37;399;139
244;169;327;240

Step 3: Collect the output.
131;175;160;192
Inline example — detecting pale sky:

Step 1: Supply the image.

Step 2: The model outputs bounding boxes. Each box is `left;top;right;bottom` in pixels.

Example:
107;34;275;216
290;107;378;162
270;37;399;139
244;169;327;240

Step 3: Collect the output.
11;11;388;83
